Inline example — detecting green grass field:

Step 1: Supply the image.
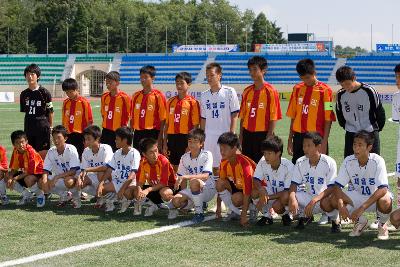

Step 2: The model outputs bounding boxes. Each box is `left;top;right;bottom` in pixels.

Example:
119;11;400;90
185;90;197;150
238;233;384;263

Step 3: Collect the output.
0;100;399;266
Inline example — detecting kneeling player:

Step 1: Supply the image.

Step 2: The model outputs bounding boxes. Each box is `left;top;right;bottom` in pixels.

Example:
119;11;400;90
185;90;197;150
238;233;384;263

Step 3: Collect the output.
252;136;293;226
216;132;256;226
97;127;140;212
288;132;338;231
169;128;215;222
331;131;392;240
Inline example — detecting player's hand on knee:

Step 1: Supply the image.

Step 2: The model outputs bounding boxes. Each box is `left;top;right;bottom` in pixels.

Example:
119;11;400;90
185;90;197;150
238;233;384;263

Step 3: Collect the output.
240;214;249;227
304;200;316;218
339;206;350;220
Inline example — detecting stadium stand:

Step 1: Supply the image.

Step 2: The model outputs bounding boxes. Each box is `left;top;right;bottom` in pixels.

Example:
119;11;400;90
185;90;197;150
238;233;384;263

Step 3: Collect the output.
75;55;114;62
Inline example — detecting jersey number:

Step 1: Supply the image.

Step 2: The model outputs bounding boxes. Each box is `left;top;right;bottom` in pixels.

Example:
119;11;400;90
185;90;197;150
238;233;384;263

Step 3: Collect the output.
107;111;113;120
140;109;146;118
174;114;181;123
69;115;75;124
361;185;371;195
212;110;219;118
29;106;36;115
250;107;256;118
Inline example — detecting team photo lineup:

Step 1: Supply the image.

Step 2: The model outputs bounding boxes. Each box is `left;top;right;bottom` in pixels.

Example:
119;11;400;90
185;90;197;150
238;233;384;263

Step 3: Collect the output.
2;55;400;244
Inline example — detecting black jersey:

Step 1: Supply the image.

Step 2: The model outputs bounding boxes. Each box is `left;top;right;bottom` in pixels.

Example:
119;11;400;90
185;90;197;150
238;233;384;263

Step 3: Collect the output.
20;86;54;130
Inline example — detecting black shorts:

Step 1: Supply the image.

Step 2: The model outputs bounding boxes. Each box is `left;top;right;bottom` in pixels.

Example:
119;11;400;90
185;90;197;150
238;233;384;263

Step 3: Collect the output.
241;128;267;163
228;180;243;194
292;132;330;164
167;134;188;165
67;132;84;159
133;129;160;151
26;126;50;152
344;131;380;158
142;185;175;204
100;128;117;152
14;171;42;187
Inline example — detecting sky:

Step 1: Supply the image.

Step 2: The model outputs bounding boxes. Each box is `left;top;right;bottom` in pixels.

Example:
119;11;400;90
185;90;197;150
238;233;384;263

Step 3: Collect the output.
229;0;399;51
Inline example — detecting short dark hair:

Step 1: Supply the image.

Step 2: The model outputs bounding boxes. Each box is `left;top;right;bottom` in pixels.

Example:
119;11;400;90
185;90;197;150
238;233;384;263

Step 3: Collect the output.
296;59;315;76
11;130;27;144
206;62;222;75
139;138;158;154
140;65;156;77
217;132;240;148
52;125;68;138
336;66;356;83
105;71;120;82
394;64;400;73
62;78;78;91
354;130;375;146
175;72;192;84
187;128;206;143
303;132;323;146
24;64;41;79
261;136;283;155
83;125;102;140
247;56;268;71
115;126;133;146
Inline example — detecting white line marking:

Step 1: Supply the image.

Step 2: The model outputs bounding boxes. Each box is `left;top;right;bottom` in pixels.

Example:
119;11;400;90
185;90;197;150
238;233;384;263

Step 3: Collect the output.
0;215;216;267
388;172;395;177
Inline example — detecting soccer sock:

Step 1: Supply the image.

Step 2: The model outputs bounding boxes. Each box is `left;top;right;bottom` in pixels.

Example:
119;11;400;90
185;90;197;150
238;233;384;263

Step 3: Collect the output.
30;183;44;197
105;192;116;203
0;179;6;196
165;200;175;209
82;185;97;197
326;209;339;221
192;190;203;214
218;190;240;215
377;210;390;226
13;182;25;194
70;188;81;201
397;178;400;208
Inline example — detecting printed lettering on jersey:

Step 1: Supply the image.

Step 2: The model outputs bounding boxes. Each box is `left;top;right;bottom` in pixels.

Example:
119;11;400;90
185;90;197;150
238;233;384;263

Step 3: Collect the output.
115;107;121;113
358;105;364;111
298;97;303;105
188;166;203;174
220;102;225;109
88;159;104;168
311;99;318;106
105;105;109;112
55;159;70;173
259;103;264;109
182;108;188;115
37;101;42;107
148;104;154;111
135;104;140;110
212;102;218;109
317;177;324;184
344;101;350;112
206;100;211;110
170;107;175;114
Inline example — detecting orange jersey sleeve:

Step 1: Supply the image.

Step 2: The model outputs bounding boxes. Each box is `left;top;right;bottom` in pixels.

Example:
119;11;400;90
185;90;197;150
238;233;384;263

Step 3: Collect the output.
167;96;200;134
101;91;131;131
0;146;8;170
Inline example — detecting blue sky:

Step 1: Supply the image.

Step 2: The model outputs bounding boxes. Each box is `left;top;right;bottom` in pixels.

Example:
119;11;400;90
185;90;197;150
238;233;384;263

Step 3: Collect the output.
229;0;399;50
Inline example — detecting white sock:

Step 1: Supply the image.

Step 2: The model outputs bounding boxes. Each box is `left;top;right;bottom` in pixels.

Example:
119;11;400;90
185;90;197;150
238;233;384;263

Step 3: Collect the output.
218;190;240;215
326;209;339;221
377;210;390;226
30;184;44;197
13;182;24;193
192;190;203;214
166;200;175;209
71;188;81;201
0;179;6;195
82;185;97;197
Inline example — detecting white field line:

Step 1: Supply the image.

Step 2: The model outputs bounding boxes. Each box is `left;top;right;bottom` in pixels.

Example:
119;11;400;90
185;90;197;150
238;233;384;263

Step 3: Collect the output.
0;215;216;267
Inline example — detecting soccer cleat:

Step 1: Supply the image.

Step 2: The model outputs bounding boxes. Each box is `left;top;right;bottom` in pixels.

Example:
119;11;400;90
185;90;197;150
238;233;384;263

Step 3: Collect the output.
168;209;179;220
73;199;82;209
331;220;342;233
192;213;205;223
369;219;379;230
119;199;131;213
16;196;31;206
1;195;10;205
387;223;397;232
202;202;208;212
133;201;142;216
256;216;273;226
341;218;352;225
281;213;292;226
36;194;46;208
318;214;330;225
223;211;240;222
377;223;389;240
105;201;115;212
94;197;105;209
144;203;159;217
349;217;368;237
295;217;307;230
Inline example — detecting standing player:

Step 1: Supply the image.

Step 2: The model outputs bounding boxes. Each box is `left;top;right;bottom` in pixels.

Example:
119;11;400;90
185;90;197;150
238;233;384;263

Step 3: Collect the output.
0;144;8;205
100;71;131;152
20;64;54;159
391;63;400;209
131;65;167;150
288;132;338;231
239;56;282;163
163;72;200;172
169;128;215;222
286;59;336;164
62;78;93;159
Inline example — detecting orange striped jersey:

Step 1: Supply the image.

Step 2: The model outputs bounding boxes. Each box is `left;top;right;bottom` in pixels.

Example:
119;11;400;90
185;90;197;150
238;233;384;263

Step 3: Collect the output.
131;89;167;130
219;154;256;196
9;144;43;174
286;81;336;136
101;91;131;131
137;154;176;187
166;95;200;134
62;96;93;134
0;145;7;170
239;82;282;132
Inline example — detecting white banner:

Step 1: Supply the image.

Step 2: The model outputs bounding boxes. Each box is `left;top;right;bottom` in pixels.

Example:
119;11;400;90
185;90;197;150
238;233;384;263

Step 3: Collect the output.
254;43;328;53
0;92;14;102
172;44;239;53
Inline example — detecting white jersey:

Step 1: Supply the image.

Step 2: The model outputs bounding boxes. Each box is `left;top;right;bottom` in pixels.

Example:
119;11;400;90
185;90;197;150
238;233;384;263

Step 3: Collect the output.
292;154;337;196
334;153;389;196
392;91;400;128
44;144;80;176
253;157;293;195
106;147;141;186
81;144;114;170
177;150;214;186
200;85;240;135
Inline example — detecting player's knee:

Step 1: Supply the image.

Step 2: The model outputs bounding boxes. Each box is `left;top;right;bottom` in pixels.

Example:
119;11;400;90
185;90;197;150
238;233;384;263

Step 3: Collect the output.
320;198;331;212
123;187;134;200
390;210;400;228
250;189;259;199
189;179;201;192
231;193;243;207
64;177;75;189
377;196;392;213
272;200;284;214
172;195;184;208
24;175;37;187
215;179;227;192
160;187;173;201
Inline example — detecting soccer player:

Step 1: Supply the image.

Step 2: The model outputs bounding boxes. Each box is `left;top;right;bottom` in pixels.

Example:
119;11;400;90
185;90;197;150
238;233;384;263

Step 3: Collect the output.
100;71;131;152
288;132;338;231
335;65;385;158
77;125;114;205
286;59;336;164
391;63;400;209
20;64;54;159
239;56;282;162
62;78;93;159
42;125;81;208
329;131;392;240
0;144;8;205
7;130;45;207
200;63;240;178
97;127;140;213
163;72;200;172
169;128;215;222
131;65;167;150
126;138;176;217
216;132;256;226
252;136;293;226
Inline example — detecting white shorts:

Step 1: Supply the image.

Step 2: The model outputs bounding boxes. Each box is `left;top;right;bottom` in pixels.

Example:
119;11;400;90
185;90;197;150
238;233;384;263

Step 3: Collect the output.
296;191;323;214
49;178;68;196
396;140;400;177
112;178;136;193
86;172;100;188
204;133;222;168
179;180;216;203
344;190;393;213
